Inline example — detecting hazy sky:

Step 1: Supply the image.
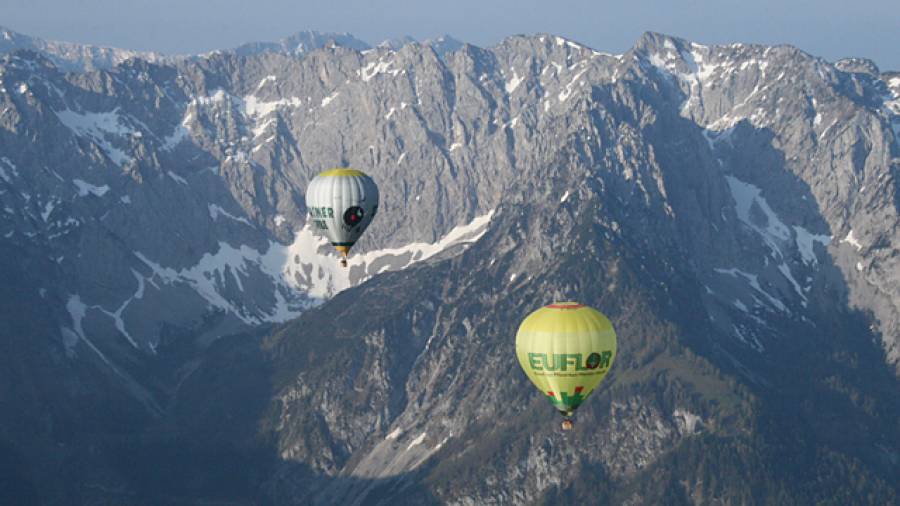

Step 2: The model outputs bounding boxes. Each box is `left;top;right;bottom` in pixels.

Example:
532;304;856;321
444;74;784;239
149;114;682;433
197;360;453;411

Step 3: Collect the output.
2;0;898;70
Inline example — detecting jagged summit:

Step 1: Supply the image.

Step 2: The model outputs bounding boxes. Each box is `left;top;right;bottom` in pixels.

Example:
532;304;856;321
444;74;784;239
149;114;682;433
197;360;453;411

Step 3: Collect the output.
0;24;165;71
424;34;464;58
835;57;881;75
230;29;371;57
377;35;418;50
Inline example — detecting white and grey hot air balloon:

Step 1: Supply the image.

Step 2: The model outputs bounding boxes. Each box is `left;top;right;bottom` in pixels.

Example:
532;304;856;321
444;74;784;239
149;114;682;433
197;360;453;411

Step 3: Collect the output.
305;168;379;267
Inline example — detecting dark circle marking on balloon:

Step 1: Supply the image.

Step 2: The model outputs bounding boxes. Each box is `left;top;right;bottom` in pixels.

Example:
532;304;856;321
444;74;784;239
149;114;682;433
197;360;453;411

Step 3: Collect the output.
585;352;602;369
343;206;365;226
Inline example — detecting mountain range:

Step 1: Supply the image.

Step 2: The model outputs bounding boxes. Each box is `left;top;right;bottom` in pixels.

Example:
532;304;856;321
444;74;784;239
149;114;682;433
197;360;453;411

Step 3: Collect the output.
0;25;898;504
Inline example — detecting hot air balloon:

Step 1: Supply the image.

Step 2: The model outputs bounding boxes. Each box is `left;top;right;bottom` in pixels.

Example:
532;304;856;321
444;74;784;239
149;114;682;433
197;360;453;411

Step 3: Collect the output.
305;168;379;267
515;302;617;430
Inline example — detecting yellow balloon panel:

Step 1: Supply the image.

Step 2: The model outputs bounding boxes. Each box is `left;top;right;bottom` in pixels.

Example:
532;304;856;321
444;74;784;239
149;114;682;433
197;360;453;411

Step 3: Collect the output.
515;302;617;414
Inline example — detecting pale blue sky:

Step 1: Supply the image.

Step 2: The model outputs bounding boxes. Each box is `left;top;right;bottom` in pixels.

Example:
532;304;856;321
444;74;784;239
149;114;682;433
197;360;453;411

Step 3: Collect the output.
2;0;898;70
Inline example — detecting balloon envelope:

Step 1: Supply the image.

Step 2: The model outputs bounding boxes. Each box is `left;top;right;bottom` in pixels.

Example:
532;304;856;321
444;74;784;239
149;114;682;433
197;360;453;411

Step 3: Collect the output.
515;302;617;415
305;168;379;257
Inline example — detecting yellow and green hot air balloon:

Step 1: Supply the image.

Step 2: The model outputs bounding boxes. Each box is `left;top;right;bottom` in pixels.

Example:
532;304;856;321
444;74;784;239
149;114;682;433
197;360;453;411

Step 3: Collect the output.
515;302;617;430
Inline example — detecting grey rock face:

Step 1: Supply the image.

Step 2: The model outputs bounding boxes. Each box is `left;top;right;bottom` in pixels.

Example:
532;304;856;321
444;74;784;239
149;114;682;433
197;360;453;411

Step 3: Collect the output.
636;33;900;365
2;27;899;375
1;28;899;504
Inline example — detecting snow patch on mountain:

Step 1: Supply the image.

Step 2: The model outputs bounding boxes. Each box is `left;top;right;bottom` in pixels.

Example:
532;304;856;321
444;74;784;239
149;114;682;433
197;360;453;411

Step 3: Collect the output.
725;175;791;253
130;211;494;325
673;408;703;434
841;229;863;251
360;55;401;82
97;290;140;349
505;68;523;94
642;38;783;131
554;36;583;50
255;75;277;92
715;267;789;314
557;68;588;102
320;91;339;108
40;199;56;221
794;226;831;266
56;108;137;165
73;179;110;197
879;77;900;142
732;323;765;352
64;295;87;349
167;171;188;185
64;295;122;368
242;94;304;116
0;157;18;182
287;210;495;299
406;432;427;450
189;89;303;142
134;243;308;325
162;112;191;149
208;204;252;226
777;262;806;303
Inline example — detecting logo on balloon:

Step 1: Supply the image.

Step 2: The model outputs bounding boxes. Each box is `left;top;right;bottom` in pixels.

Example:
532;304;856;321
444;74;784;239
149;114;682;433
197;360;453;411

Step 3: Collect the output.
343;206;365;227
527;351;612;372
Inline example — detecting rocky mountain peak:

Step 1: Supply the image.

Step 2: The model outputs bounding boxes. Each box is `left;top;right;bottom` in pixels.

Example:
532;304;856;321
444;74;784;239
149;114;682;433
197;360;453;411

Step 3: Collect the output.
230;30;371;57
835;57;881;76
